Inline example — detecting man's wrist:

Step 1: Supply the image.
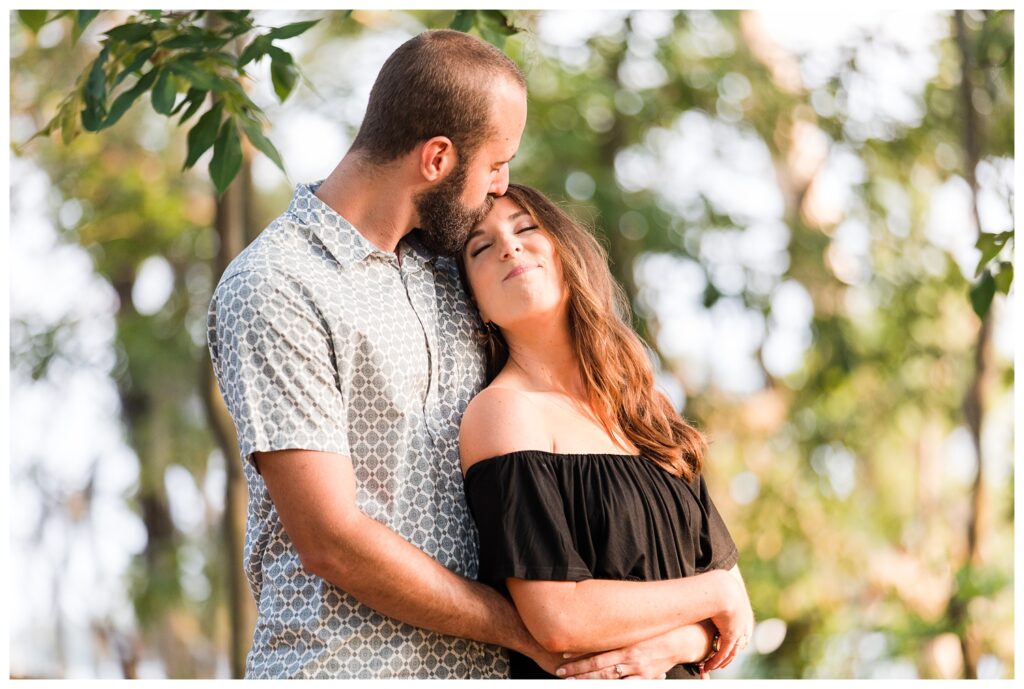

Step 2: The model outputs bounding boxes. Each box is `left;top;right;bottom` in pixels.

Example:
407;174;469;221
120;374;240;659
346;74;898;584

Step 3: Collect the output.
478;583;536;657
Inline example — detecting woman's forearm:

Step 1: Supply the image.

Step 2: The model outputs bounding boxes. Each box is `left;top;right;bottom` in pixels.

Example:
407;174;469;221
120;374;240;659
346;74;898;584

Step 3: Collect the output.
506;568;737;654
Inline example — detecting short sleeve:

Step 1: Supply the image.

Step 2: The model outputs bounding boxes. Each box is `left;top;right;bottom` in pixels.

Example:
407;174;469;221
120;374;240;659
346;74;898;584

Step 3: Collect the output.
464;456;593;592
695;474;739;572
208;269;350;466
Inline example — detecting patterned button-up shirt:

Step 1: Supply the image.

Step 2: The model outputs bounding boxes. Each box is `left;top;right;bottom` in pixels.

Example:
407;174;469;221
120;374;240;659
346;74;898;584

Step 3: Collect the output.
207;182;507;678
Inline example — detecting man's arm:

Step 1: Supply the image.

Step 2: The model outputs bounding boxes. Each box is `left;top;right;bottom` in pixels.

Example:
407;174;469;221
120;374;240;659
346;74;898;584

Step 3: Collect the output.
255;447;558;670
208;272;559;668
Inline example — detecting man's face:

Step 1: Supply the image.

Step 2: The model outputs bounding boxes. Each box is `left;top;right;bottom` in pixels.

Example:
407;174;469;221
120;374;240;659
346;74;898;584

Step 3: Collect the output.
415;78;528;256
414;157;491;255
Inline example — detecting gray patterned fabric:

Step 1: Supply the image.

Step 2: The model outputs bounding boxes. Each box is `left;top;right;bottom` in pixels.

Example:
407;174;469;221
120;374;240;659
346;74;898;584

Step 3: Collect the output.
207;182;508;678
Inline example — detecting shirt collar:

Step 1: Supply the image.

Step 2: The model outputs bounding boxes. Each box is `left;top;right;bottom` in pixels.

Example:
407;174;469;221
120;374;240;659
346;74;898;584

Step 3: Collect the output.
286;181;440;270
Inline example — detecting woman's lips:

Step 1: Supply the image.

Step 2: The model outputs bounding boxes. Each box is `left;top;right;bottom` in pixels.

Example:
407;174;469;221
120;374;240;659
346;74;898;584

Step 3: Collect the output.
503;264;538;281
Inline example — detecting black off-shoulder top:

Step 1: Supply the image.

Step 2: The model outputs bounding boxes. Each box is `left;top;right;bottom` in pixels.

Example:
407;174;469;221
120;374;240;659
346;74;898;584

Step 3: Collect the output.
463;450;739;680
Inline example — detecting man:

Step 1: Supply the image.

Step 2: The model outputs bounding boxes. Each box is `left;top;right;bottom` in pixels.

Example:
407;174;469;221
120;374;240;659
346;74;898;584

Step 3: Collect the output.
207;29;546;678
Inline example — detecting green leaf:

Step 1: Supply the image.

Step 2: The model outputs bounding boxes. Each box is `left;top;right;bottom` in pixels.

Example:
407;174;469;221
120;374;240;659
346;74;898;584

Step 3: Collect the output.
209;117;243;195
177;88;208;124
237;115;285;172
85;45;109;102
266;46;294;64
184;101;224;169
970;269;996;318
476;10;518;48
141;10;163;20
81;45;111;131
171;87;204;117
237;35;271;68
480;10;516;32
77;10;99;31
175;50;238;70
18;10;49;34
160;32;206;51
166;59;243;96
162;29;228;51
266;19;320;40
270;52;299;102
102;67;159;128
73;10;99;43
150;69;177;115
112;44;157;87
59;95;81;145
450;10;475;32
994;261;1013;294
974;229;1013;277
104;21;161;44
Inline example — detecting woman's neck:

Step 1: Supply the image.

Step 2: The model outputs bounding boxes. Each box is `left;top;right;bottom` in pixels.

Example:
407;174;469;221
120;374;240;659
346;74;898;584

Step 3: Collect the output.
501;315;585;399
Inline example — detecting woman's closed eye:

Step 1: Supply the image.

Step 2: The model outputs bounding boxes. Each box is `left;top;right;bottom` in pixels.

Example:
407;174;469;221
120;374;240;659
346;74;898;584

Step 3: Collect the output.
469;226;538;257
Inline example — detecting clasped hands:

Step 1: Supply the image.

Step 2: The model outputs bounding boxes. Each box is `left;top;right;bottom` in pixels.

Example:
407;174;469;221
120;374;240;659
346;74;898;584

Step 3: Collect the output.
538;572;754;680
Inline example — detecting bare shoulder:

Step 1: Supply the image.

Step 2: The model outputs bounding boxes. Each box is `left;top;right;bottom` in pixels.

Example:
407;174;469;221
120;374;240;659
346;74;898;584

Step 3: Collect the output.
459;385;553;473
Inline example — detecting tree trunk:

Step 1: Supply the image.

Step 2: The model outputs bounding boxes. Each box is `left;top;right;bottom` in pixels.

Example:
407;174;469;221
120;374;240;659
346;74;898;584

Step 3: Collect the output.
950;10;993;679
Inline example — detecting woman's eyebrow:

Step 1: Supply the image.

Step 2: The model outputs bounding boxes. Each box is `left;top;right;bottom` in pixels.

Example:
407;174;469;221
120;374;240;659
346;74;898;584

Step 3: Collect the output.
508;210;531;221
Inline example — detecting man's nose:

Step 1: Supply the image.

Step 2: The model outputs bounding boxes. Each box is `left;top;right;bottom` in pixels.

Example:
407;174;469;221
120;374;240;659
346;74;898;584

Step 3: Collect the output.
489;165;510;196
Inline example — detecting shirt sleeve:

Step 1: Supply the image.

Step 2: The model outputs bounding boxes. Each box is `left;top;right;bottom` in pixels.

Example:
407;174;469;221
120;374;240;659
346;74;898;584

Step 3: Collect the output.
695;474;740;572
464;456;593;592
208;268;350;467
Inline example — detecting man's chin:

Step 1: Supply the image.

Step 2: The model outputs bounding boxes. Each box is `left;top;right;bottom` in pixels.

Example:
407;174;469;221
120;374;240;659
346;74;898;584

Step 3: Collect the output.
419;203;493;256
417;221;469;256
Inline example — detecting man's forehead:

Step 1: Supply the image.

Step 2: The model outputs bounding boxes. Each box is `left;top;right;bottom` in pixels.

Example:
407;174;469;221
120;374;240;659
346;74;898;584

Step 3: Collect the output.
480;136;519;162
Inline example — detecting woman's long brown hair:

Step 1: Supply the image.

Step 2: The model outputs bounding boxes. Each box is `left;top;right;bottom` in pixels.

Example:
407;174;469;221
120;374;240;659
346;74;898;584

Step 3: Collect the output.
457;183;706;481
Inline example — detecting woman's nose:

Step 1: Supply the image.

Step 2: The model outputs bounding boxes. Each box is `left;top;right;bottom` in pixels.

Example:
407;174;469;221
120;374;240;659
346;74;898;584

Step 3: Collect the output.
500;236;523;259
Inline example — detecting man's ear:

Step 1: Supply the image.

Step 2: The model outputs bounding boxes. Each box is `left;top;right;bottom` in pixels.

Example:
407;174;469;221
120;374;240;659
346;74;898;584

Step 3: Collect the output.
419;136;456;183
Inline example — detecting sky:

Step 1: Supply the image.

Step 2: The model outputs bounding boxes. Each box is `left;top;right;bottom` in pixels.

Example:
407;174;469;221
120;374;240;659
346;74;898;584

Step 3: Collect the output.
5;7;1018;679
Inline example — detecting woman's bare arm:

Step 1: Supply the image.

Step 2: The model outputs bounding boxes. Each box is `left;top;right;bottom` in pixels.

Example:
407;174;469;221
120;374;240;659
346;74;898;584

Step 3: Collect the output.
505;568;749;653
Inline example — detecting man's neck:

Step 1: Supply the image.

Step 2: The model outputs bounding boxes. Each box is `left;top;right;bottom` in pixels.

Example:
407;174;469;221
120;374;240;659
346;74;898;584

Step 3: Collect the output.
313;153;418;254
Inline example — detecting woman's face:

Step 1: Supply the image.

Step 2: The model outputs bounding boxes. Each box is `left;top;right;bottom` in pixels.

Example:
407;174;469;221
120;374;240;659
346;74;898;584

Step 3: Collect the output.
462;196;567;332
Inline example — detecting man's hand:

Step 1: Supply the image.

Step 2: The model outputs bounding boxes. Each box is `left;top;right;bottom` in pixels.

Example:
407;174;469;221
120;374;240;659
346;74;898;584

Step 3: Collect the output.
524;645;573;677
555;622;713;679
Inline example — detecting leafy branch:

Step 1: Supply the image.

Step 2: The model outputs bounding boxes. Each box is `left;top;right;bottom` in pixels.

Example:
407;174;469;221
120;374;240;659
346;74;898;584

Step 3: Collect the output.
18;10;319;195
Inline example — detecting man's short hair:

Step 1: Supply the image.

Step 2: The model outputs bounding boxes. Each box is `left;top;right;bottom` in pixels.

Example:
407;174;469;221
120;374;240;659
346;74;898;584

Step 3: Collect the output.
350;29;526;165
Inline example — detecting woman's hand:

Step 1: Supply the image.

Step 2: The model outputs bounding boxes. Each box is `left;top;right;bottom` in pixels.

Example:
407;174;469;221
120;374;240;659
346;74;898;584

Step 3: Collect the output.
555;622;712;679
701;568;754;673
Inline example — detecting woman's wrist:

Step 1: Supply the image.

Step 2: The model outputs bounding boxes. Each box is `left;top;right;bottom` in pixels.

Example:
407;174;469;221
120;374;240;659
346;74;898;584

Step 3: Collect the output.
673;620;718;665
696;620;720;665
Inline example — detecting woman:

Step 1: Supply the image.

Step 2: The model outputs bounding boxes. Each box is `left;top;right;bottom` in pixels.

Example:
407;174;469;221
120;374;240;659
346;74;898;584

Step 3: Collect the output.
457;184;754;679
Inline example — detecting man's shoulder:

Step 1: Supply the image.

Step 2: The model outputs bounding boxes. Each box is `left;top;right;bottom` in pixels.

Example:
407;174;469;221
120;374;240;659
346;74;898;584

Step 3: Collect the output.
219;212;309;285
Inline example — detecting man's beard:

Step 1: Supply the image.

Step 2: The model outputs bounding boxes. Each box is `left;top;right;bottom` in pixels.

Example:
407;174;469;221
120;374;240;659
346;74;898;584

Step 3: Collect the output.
413;160;494;256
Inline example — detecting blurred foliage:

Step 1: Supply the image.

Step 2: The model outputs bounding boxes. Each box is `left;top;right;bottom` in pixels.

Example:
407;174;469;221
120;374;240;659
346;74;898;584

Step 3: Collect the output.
9;8;1014;680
